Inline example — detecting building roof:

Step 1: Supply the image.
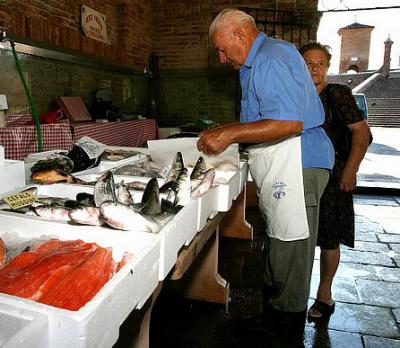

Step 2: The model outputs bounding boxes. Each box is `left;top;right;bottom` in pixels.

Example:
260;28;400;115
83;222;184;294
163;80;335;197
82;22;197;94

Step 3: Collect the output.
340;22;375;30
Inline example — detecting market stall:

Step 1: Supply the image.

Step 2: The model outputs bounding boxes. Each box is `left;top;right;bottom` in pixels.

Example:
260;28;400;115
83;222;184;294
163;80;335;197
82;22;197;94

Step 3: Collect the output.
0;140;251;347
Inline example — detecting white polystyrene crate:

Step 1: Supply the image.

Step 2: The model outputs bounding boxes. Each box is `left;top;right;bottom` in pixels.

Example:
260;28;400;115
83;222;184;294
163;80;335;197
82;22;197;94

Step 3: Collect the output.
196;185;219;232
0;214;160;348
0;160;25;195
214;170;240;212
24;149;68;163
0;182;186;282
0;303;49;348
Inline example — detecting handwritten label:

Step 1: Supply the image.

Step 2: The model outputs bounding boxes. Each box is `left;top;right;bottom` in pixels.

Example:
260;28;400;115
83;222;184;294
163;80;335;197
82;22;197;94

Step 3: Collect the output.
3;191;36;210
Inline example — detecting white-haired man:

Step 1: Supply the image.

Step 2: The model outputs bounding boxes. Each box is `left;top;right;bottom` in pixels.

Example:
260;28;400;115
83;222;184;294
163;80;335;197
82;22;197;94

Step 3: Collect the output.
197;8;334;342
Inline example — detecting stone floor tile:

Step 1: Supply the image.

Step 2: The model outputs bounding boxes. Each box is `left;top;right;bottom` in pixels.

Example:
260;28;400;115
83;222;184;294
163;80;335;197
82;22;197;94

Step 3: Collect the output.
378;234;400;243
393;309;400;325
340;249;394;266
375;266;400;282
304;327;363;348
328;302;399;337
356;279;400;307
310;276;360;304
355;206;400;235
355;232;379;242
363;335;400;347
352;241;390;253
337;262;380;280
355;219;384;234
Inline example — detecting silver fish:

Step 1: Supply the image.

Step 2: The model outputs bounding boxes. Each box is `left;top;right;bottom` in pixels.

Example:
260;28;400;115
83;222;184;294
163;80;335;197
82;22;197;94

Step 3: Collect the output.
100;202;160;233
136;178;161;215
175;168;191;206
191;168;215;198
117;181;134;205
165;152;184;183
68;206;104;226
114;161;167;178
33;204;71;221
94;171;117;207
190;156;207;191
125;181;147;191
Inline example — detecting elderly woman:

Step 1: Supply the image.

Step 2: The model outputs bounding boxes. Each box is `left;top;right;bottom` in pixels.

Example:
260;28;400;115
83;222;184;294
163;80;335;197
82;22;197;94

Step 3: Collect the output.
299;42;372;322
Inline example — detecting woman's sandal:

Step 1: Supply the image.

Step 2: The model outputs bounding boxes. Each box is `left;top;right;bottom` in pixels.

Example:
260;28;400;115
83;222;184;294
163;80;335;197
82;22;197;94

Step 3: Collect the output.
307;300;335;323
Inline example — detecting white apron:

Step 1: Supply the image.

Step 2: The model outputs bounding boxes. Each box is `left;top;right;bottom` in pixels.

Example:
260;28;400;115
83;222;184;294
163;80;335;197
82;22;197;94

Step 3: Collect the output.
247;136;309;241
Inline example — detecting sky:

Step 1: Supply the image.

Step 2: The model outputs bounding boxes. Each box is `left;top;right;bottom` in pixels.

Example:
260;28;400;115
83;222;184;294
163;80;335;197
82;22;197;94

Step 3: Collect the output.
317;0;400;74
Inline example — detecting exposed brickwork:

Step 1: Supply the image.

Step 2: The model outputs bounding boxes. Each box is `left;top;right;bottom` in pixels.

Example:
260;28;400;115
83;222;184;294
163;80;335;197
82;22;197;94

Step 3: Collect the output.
338;25;374;73
0;1;152;68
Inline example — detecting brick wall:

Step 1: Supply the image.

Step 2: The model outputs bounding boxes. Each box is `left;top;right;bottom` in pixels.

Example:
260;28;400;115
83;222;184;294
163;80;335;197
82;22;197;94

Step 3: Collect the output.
0;0;152;67
0;1;319;125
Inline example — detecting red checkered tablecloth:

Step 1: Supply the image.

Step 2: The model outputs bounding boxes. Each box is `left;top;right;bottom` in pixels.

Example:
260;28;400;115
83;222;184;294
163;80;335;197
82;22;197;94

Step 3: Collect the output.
0;114;73;160
71;118;160;147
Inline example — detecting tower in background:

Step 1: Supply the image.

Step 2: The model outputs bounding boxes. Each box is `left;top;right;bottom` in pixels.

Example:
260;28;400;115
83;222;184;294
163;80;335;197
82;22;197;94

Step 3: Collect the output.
338;22;374;73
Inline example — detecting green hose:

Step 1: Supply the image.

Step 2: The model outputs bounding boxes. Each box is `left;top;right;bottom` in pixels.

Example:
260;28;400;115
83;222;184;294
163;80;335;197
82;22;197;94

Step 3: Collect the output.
9;37;43;152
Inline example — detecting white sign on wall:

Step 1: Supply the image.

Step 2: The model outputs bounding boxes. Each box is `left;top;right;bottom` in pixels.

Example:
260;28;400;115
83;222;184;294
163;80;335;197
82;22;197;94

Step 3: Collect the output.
81;5;110;44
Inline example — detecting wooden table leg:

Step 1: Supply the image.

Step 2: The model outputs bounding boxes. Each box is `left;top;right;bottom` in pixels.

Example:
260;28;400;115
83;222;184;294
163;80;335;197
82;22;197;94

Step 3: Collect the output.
245;181;259;208
219;186;253;240
130;282;163;348
168;226;229;304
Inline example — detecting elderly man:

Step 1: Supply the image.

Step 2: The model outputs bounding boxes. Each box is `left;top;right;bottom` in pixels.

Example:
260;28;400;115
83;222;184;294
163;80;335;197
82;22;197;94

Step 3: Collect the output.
197;9;334;342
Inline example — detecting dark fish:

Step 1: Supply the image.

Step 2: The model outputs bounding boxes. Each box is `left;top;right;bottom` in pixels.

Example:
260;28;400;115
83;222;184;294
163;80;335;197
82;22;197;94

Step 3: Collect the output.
165;152;184;183
131;178;161;215
76;192;96;206
190;156;207;191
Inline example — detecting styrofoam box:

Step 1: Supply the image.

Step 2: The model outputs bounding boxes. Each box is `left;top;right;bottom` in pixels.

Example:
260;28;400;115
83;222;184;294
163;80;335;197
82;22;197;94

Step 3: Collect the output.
0;160;25;195
196;184;219;232
0;303;49;348
214;170;240;212
0;213;160;348
0;182;195;281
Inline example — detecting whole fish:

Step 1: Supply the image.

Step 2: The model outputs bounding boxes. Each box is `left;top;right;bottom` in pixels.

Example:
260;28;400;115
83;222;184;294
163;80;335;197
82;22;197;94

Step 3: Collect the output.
33;204;71;221
68;206;104;226
100;202;160;233
124;181;147;191
76;192;96;207
191;168;215;198
94;171;117;207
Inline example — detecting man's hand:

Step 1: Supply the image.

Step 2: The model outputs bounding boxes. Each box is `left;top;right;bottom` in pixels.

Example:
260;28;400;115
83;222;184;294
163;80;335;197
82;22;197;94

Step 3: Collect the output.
339;166;357;192
197;125;233;155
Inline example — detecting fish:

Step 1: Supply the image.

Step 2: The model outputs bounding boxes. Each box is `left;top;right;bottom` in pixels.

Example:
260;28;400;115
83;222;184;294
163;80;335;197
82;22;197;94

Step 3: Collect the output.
175;168;191;206
113;161;167;178
136;178;161;215
33;204;71;221
68;206;105;226
0;238;5;267
94;171;117;207
75;192;96;206
190;156;207;191
191;168;215;198
100;201;161;233
31;169;78;184
165;152;184;183
117;181;134;205
124;181;147;191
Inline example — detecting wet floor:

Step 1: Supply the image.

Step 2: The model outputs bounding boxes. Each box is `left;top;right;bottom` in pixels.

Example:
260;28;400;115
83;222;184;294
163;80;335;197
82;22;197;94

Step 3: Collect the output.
146;197;400;348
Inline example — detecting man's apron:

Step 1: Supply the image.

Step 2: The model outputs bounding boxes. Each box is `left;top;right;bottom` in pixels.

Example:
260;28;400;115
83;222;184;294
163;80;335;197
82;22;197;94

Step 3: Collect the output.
247;136;309;241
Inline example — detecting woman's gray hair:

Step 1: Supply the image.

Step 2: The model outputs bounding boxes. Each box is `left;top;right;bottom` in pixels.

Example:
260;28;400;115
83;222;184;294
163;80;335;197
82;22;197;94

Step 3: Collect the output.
209;8;256;39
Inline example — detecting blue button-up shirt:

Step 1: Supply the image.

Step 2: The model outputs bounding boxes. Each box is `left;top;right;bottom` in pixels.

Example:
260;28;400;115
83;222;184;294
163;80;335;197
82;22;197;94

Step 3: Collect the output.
239;33;334;169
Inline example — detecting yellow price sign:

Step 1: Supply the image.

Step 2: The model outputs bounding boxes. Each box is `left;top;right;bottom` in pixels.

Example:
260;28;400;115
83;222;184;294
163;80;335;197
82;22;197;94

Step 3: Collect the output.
3;191;36;210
